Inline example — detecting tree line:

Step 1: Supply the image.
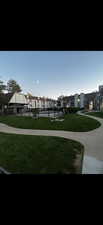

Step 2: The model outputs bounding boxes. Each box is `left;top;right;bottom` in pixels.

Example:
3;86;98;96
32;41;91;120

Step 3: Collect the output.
0;79;22;94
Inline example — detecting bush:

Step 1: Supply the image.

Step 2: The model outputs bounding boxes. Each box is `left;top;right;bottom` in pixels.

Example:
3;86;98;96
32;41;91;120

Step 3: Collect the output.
79;107;84;111
66;107;80;114
32;108;39;117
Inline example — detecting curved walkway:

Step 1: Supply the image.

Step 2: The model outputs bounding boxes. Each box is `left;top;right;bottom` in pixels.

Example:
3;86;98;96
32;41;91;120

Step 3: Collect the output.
77;111;103;174
0;111;103;174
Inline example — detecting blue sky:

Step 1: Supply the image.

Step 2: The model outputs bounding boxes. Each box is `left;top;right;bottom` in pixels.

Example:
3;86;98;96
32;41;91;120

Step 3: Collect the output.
0;51;103;99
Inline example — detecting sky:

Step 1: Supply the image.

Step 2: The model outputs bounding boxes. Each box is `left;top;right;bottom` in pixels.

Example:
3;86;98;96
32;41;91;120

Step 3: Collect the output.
0;51;103;99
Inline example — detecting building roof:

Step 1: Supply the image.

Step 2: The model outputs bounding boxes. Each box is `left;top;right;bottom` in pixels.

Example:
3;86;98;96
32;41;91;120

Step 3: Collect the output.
25;95;56;102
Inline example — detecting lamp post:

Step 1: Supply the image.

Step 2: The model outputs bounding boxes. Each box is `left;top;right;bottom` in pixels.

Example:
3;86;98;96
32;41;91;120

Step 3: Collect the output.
38;97;40;118
66;104;69;114
48;107;50;118
78;98;80;108
54;106;56;119
4;105;7;115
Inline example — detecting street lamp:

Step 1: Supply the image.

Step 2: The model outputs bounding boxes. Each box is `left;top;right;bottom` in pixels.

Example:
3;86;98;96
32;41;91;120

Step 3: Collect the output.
78;98;80;108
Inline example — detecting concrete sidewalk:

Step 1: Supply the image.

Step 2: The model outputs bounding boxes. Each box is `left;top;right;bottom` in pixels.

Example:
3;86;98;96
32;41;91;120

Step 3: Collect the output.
0;111;103;174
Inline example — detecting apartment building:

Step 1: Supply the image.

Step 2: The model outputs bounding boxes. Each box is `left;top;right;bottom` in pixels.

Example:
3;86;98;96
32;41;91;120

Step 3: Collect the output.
57;85;103;111
68;95;75;107
0;92;57;115
57;96;65;108
80;93;85;108
26;95;56;110
99;85;103;95
57;94;84;108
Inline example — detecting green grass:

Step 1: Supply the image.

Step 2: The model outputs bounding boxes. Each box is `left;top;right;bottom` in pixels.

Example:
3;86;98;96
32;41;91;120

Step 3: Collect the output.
0;113;101;131
87;112;103;119
0;133;84;174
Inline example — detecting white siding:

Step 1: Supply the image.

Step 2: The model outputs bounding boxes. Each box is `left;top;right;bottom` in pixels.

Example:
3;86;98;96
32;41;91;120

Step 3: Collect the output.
80;93;85;108
74;94;78;107
25;97;56;109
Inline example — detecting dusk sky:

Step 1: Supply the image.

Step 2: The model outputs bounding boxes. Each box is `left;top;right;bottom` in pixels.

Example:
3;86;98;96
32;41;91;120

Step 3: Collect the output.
0;51;103;99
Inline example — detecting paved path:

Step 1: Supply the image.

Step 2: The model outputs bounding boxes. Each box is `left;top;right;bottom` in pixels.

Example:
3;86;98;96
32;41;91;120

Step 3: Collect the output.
0;111;103;174
77;111;103;173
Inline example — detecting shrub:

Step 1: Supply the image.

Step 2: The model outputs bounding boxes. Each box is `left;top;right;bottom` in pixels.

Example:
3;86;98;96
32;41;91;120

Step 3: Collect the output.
66;107;80;114
32;108;39;117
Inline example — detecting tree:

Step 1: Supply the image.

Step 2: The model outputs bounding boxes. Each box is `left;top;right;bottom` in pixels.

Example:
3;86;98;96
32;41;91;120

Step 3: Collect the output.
7;79;22;93
0;80;6;93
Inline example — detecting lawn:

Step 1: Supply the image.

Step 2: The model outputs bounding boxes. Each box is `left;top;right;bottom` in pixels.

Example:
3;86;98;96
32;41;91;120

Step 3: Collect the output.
87;112;103;119
0;113;101;132
0;133;84;174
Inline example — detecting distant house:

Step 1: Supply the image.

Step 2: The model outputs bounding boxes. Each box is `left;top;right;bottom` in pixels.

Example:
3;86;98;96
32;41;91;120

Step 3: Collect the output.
0;92;27;114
